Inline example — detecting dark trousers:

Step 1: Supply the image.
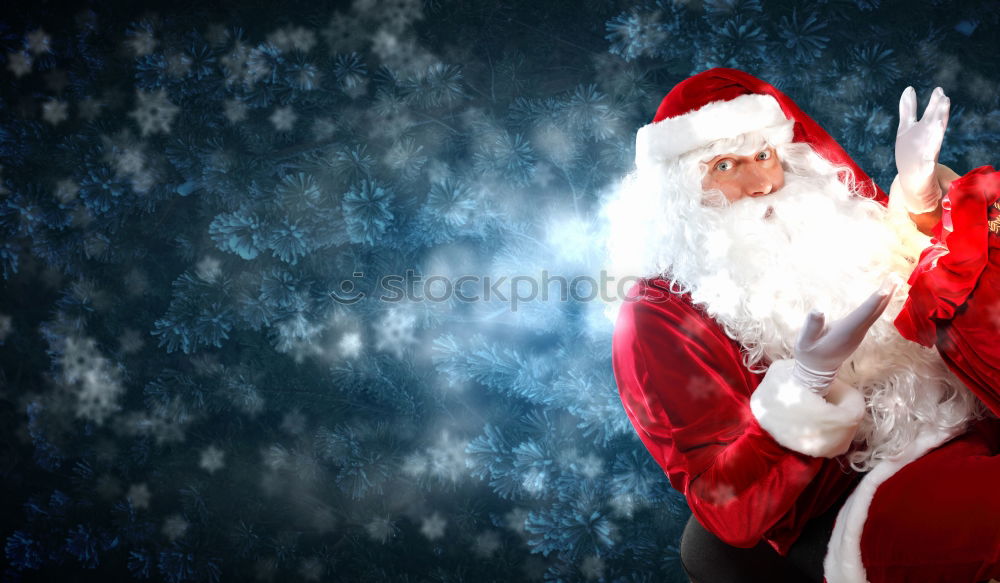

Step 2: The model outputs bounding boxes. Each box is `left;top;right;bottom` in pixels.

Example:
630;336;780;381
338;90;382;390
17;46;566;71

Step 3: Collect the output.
679;502;839;583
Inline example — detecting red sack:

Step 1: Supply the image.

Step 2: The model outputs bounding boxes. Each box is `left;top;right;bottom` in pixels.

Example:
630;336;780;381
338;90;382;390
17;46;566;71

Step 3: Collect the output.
895;166;1000;416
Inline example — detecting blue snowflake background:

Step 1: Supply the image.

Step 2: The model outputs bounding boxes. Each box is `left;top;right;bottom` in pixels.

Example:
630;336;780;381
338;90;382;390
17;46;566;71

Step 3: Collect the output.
1;0;998;581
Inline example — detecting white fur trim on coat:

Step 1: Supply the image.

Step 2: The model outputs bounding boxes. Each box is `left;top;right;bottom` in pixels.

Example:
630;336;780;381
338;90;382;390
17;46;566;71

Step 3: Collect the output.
823;425;960;583
634;93;793;168
749;359;865;458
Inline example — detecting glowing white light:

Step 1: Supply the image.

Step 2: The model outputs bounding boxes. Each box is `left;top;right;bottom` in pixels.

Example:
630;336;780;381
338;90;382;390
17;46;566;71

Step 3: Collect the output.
199;445;225;474
704;482;736;504
7;52;33;77
420;512;447;540
129;89;179;136
473;530;501;557
503;508;529;536
42;99;69;125
223;99;248;123
55;179;79;203
280;410;307;435
520;468;547;495
119;328;145;354
267;25;317;53
581;556;605;580
338;331;363;359
221;42;252;87
195;256;222;283
365;516;397;543
61;336;124;425
532;122;576;165
270;106;297;131
545;215;593;264
299;558;323;581
126;483;151;509
569;452;603;479
162;515;189;541
125;31;156;57
78;97;104;122
775;379;804;407
374;307;417;359
26;29;52;55
261;444;289;471
0;314;11;343
609;493;637;519
426;431;469;483
165;52;192;77
311;117;337;140
401;452;427;477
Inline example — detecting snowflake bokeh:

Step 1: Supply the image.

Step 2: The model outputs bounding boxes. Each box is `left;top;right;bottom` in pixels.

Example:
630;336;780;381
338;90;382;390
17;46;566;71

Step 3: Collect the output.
1;2;997;582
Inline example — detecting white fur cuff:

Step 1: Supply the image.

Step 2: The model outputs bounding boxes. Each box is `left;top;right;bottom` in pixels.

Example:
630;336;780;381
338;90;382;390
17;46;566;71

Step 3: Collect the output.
634;93;793;168
750;359;865;458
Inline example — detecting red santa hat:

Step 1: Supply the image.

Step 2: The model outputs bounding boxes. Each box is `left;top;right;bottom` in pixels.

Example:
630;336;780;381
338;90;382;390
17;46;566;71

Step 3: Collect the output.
635;68;885;203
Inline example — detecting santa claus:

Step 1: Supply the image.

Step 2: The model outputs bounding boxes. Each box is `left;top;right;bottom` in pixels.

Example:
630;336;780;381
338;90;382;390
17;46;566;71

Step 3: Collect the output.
607;68;1000;582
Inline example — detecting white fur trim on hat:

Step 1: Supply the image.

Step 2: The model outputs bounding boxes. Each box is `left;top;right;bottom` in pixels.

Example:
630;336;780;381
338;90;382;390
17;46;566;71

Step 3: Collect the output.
635;93;793;168
749;359;865;459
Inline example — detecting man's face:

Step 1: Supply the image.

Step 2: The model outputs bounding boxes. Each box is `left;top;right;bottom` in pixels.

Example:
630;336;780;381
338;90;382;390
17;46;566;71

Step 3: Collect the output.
701;147;785;202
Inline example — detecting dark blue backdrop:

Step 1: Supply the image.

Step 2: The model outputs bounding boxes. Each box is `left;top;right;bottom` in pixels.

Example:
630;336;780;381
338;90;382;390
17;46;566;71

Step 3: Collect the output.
1;0;998;581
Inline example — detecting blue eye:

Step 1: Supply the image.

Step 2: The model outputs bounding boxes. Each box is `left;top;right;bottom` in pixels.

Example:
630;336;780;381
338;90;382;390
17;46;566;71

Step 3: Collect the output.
756;149;771;160
715;160;733;171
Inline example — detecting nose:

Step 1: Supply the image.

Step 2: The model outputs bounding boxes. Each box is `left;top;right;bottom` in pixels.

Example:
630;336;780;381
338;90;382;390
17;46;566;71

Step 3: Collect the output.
745;167;773;198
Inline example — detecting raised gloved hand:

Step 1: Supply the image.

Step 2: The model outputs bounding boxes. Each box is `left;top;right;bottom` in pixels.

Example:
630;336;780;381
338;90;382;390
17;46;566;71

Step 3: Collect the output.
792;280;899;397
895;86;950;214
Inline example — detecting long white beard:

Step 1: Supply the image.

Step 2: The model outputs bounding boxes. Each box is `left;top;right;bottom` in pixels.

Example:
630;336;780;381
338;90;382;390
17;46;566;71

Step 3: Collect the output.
670;172;981;469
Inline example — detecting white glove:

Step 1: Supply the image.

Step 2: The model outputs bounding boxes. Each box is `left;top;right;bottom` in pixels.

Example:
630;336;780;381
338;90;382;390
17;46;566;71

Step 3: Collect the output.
792;280;898;396
895;86;950;214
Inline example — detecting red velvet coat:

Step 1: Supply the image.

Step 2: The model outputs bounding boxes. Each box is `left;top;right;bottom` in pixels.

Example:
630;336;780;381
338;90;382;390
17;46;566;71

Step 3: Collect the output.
611;278;860;554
